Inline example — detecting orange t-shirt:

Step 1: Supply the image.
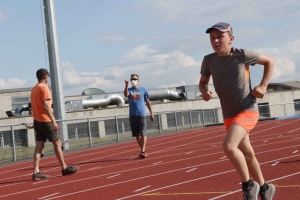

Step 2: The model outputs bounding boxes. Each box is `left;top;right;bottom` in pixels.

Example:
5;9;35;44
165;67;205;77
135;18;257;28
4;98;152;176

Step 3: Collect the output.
31;83;52;122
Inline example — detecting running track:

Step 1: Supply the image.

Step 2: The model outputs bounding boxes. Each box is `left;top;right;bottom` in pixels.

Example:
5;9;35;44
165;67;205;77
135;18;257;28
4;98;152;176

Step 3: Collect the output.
0;118;299;200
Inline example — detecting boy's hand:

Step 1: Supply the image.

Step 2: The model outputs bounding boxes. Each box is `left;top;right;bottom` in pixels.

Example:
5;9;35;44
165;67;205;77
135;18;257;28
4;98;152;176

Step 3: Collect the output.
150;114;154;122
124;80;130;87
202;91;213;101
53;121;59;131
252;85;267;99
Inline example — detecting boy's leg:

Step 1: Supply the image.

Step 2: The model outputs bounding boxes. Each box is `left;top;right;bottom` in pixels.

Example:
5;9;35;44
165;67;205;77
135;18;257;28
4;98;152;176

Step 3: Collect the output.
141;136;147;152
223;124;249;182
238;135;264;185
34;141;45;173
136;136;143;149
52;139;67;170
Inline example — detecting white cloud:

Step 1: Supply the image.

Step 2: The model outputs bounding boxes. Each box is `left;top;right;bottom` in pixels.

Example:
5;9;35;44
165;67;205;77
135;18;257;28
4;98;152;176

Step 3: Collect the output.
0;78;27;89
158;81;187;88
132;0;300;24
255;39;300;83
0;11;4;21
60;44;201;95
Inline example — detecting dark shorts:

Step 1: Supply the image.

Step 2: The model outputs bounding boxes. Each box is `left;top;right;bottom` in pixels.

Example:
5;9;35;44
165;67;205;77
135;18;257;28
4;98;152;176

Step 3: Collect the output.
34;120;60;142
129;116;147;137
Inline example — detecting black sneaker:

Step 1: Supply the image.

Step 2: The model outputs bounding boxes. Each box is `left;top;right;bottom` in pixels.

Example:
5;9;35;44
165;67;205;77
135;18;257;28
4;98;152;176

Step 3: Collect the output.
62;165;79;176
259;183;276;200
61;146;65;151
32;172;50;181
242;181;259;200
41;153;45;158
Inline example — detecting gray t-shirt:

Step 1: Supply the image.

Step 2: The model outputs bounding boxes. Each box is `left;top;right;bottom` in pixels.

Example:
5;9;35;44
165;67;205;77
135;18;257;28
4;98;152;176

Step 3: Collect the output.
200;48;260;118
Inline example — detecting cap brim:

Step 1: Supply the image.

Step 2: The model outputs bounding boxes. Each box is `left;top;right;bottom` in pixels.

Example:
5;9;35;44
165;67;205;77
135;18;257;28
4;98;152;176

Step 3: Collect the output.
206;27;228;34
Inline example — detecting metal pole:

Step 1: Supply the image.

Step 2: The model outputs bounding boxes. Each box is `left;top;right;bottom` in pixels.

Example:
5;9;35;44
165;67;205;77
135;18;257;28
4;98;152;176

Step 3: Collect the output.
283;103;287;117
202;109;206;126
116;116;119;142
158;113;162;134
174;111;178;131
43;0;68;149
189;110;193;129
11;126;17;161
87;118;92;147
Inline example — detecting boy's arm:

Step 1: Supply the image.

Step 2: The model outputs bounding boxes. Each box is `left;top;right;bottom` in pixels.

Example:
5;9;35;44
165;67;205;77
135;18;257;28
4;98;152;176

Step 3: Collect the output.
252;55;274;98
146;99;154;121
199;75;213;101
43;100;58;131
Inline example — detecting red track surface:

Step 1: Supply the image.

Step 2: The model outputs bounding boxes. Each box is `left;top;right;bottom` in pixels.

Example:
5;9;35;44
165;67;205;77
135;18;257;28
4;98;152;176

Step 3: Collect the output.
0;118;299;200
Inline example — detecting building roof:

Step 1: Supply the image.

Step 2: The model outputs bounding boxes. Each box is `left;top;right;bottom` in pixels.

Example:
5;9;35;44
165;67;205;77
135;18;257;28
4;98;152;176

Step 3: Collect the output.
0;86;52;94
0;87;33;94
269;81;300;89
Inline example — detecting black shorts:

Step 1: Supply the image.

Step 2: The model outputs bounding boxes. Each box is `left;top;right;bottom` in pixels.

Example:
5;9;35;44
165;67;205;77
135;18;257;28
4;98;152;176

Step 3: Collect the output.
34;120;60;142
129;116;146;137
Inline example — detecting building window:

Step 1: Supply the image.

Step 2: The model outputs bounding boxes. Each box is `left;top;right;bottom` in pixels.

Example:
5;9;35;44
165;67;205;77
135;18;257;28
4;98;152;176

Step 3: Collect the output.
12;96;30;109
258;103;270;118
294;99;300;114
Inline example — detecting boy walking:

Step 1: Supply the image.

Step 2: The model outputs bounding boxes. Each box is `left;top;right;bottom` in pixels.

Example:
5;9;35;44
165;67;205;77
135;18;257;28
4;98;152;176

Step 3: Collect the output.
199;23;276;200
31;68;78;181
124;74;154;158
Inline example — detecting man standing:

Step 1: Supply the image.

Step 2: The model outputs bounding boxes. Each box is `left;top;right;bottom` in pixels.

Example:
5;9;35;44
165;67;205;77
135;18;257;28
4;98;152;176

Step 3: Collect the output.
31;68;78;181
124;74;154;158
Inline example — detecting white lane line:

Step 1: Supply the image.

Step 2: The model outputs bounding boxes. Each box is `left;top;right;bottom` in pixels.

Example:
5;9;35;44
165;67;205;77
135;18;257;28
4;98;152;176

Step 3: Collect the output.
38;192;60;200
1;135;300;197
32;180;49;185
107;174;120;179
153;161;163;165
289;127;300;132
186;151;194;155
116;170;236;200
263;140;268;143
278;135;282;137
211;145;216;147
186;168;197;173
219;156;227;160
116;154;300;200
209;171;300;199
134;185;151;192
271;161;280;166
88;167;100;171
293;150;299;154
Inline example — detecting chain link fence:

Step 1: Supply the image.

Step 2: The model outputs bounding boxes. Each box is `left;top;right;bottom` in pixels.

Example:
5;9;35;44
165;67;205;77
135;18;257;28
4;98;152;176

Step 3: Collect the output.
1;102;299;162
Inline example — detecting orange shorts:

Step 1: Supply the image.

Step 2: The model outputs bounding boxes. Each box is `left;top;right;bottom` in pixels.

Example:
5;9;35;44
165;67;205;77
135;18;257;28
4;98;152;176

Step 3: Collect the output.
224;111;259;133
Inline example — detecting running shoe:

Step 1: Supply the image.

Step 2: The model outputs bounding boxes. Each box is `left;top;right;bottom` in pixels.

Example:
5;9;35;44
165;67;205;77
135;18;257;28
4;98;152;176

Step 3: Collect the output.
41;153;45;158
62;165;79;176
242;181;259;200
259;183;276;200
32;172;50;181
139;151;147;159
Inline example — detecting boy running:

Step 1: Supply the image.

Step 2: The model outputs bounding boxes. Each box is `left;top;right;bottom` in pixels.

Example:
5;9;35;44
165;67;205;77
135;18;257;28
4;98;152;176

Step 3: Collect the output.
199;22;276;200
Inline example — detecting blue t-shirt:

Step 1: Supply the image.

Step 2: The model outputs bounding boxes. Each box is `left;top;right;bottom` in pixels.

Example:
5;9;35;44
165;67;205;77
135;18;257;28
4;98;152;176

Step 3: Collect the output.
128;87;149;116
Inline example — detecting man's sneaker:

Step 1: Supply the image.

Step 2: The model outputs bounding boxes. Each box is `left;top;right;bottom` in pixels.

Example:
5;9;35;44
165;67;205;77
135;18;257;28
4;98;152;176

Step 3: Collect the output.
62;165;79;176
41;153;45;158
259;183;276;200
242;181;259;200
32;172;50;181
61;146;65;151
139;151;147;159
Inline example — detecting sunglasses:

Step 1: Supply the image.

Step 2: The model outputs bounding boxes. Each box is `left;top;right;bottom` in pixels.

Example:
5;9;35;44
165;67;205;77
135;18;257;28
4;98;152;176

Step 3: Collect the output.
130;78;138;81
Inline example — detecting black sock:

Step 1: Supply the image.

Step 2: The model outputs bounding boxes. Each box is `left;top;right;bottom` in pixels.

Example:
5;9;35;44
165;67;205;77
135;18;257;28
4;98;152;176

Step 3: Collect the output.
259;183;269;193
242;179;254;188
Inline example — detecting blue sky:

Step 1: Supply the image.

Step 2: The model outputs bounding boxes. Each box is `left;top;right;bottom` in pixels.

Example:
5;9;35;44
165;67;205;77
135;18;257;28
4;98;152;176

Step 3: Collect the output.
0;0;300;96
